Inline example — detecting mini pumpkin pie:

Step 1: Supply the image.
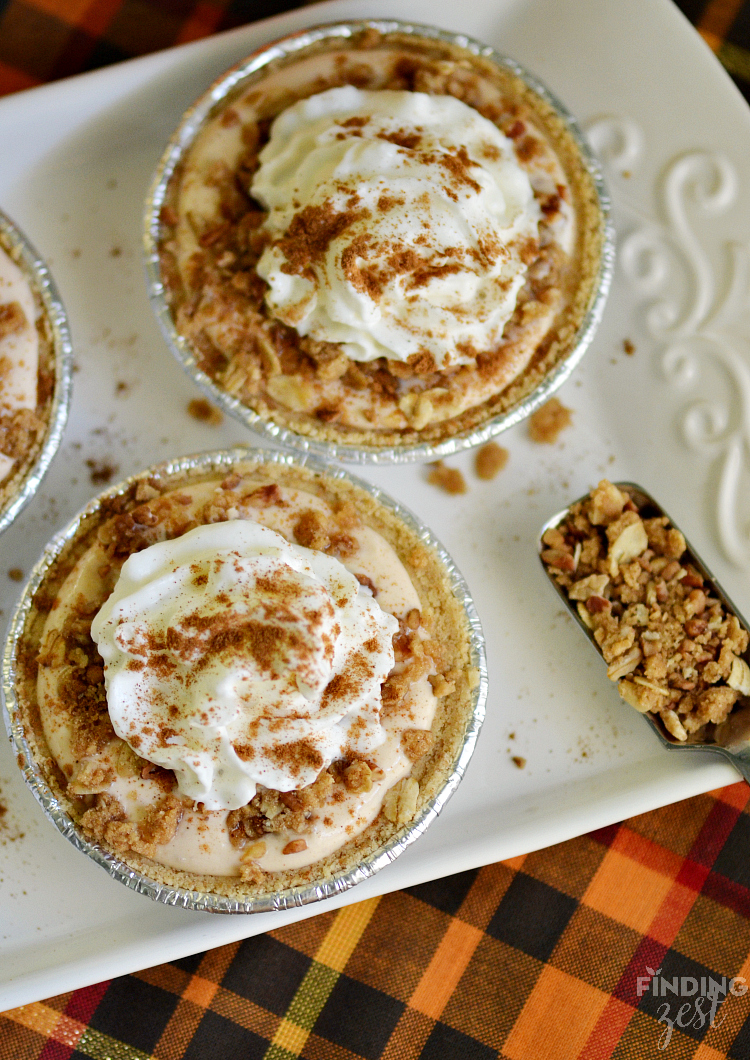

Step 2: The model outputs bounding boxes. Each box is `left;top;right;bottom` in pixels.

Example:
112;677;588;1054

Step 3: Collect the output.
8;452;484;907
151;22;610;457
0;212;66;527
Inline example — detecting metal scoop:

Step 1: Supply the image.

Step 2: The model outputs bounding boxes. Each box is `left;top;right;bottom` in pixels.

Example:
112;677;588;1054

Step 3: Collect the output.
539;482;750;784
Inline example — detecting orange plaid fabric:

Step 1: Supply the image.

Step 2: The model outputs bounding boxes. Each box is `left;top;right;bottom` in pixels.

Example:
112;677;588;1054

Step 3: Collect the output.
1;0;750;102
3;2;750;1058
3;783;750;1057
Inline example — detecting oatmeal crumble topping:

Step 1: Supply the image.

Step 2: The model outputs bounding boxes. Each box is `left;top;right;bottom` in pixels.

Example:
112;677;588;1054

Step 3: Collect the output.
475;441;509;480
528;397;572;443
541;480;750;742
427;461;467;495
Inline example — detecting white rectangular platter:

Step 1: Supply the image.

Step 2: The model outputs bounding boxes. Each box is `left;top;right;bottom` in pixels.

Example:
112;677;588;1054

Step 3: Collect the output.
2;0;750;1011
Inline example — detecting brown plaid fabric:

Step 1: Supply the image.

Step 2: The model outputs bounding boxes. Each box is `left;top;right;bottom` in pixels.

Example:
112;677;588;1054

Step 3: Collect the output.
4;2;750;1057
4;783;750;1057
1;0;750;101
0;0;749;103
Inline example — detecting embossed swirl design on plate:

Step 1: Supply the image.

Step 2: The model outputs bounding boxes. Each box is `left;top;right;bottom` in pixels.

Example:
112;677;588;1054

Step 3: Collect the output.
588;117;750;570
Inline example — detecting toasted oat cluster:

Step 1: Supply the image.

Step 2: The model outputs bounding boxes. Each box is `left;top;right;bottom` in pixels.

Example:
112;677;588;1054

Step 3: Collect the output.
528;397;572;444
541;480;750;742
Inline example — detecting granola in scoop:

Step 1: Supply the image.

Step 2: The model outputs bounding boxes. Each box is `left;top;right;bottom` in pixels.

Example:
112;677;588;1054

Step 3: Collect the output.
541;480;750;742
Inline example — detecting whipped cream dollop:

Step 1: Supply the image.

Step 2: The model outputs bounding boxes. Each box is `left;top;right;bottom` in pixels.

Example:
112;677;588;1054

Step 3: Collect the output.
251;87;541;370
91;520;399;812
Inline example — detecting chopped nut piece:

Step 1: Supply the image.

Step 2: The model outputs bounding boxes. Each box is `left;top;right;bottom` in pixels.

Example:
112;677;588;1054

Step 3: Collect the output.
728;656;750;695
427;461;467;495
541;480;750;742
589;480;626;525
542;527;568;551
660;560;681;581
685;589;706;617
540;548;575;572
282;839;308;855
528;397;572;443
428;673;456;697
383;776;419;824
632;676;670;696
401;389;447;430
606;646;642;681
586;596;611;615
240;840;267;862
661;708;688;742
474;442;509;480
607;517;648;576
568;574;609;601
619;679;655;714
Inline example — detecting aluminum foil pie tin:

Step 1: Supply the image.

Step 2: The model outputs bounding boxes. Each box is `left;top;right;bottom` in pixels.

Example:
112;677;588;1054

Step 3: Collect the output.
0;209;72;533
2;447;488;914
144;19;615;465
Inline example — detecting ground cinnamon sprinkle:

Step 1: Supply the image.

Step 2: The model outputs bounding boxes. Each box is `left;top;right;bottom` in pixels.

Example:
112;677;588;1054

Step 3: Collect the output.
528;397;572;443
86;458;119;485
475;442;509;480
277;200;370;279
187;397;223;425
427;461;467;495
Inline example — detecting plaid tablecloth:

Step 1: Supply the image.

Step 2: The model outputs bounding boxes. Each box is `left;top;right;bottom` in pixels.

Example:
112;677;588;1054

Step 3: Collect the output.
3;2;750;1058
